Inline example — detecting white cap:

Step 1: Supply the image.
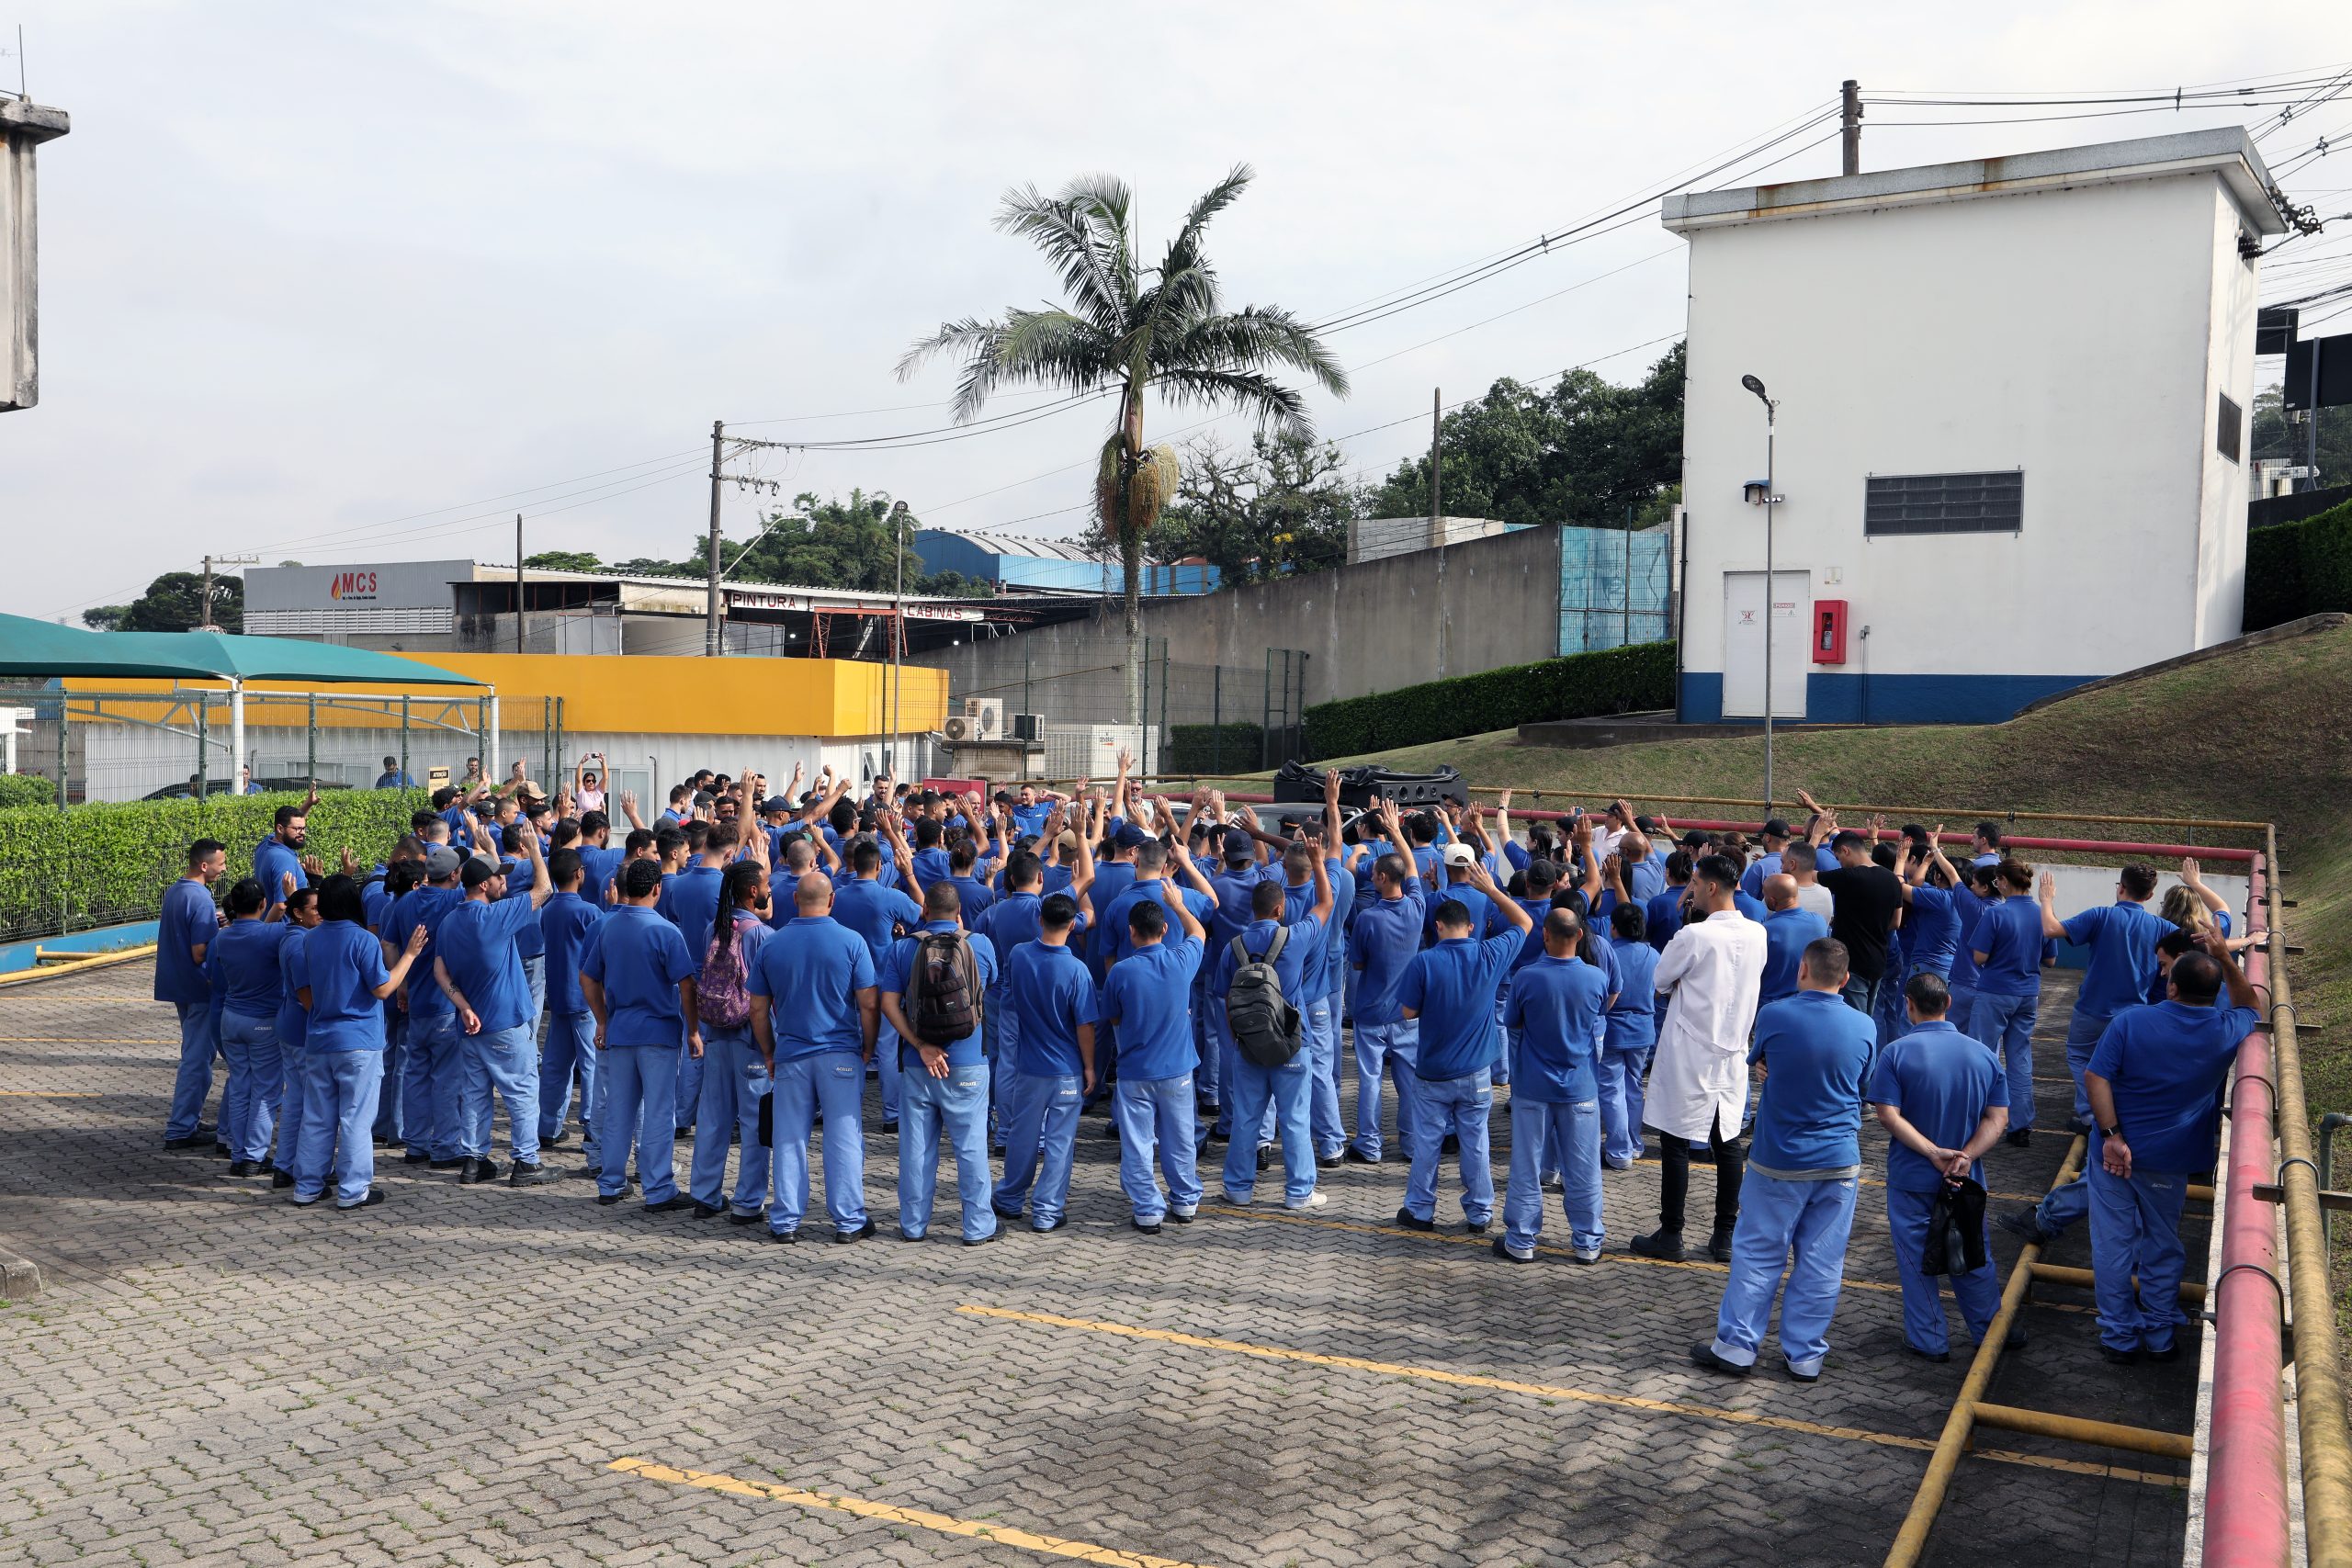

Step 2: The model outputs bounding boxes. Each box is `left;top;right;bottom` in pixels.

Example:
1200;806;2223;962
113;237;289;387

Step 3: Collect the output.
1440;843;1476;869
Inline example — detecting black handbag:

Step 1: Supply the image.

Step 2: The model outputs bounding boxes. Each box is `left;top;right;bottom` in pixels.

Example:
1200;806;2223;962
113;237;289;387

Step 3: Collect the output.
1923;1177;1989;1275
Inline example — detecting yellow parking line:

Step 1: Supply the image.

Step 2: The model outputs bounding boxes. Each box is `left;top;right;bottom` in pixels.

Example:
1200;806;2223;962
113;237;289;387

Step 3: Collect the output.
610;1457;1217;1566
955;1305;2180;1489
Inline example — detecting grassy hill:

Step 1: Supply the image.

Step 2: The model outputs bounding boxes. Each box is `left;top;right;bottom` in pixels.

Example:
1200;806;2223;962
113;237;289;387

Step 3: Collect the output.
1206;619;2352;1304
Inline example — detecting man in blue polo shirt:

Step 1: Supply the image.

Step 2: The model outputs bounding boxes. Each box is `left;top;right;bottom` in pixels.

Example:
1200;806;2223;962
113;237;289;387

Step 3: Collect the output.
1965;860;2047;1145
158;840;229;1150
991;893;1098;1232
579;858;699;1212
833;824;924;1133
880;884;1001;1245
1214;855;1335;1210
434;824;556;1186
387;846;468;1169
1495;907;1611;1262
1395;856;1533;1234
1599;901;1660;1169
658;822;736;1136
2085;941;2258;1362
1346;798;1428;1164
1690;938;1876;1382
1099;834;1211;1234
1758;874;1829;1008
536;849;605;1160
253;801;312;912
750;873;880;1244
2039;863;2169;1129
1871;972;2014;1362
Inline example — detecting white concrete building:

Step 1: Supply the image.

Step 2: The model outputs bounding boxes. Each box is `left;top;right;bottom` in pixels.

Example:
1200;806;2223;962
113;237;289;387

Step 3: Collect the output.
1663;128;2283;723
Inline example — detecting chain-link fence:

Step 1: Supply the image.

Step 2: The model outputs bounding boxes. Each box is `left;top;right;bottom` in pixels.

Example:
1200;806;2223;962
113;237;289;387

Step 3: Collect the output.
19;689;571;805
953;638;1308;778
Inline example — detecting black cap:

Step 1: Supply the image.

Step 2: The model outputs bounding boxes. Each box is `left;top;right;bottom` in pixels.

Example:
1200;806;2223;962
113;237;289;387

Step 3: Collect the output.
1762;818;1792;839
459;858;501;889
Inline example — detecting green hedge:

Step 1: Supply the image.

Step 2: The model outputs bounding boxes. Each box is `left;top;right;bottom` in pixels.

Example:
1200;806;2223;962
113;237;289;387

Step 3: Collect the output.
1164;722;1266;773
2245;497;2352;631
0;774;54;810
1303;640;1676;761
0;788;429;941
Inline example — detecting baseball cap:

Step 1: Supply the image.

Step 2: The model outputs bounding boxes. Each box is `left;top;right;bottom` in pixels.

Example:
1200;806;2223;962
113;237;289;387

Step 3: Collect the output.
1762;818;1793;839
1114;822;1154;852
424;845;463;879
1222;835;1256;865
459;857;501;889
1440;843;1476;868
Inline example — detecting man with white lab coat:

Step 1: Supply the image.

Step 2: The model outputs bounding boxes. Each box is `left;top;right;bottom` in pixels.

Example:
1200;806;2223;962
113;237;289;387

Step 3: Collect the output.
1633;852;1767;1263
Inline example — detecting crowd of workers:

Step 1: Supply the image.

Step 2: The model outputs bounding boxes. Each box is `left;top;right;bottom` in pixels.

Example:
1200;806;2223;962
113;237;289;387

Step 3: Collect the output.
146;754;2257;1375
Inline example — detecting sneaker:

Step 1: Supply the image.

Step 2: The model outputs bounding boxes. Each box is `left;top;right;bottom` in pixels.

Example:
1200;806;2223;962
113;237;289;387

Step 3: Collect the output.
1569;1249;1601;1266
963;1229;1001;1247
508;1162;561;1187
334;1189;389;1213
1284;1192;1329;1212
1689;1342;1751;1378
1707;1225;1736;1263
1996;1209;2054;1247
833;1220;877;1244
1541;1173;1565;1192
1629;1229;1685;1261
1394;1207;1434;1232
1490;1237;1532;1265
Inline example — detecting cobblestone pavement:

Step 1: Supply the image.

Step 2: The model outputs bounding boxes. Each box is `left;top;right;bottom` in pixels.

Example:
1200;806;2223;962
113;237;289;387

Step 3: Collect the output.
0;963;2199;1568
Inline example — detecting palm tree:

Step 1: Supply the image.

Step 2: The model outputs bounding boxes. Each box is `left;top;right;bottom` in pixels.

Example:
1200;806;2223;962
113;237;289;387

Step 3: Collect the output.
899;164;1347;722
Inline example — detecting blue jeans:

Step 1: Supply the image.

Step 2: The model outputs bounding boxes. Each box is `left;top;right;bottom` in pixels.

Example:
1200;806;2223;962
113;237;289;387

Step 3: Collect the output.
371;1010;405;1145
1222;1051;1315;1204
689;1026;770;1213
1839;972;1879;1020
1403;1067;1495;1226
1113;1075;1202;1223
277;1033;311;1176
1502;1098;1603;1257
1872;954;1911;1047
220;1010;282;1164
769;1051;868;1235
899;1059;994;1241
1887;1182;2004;1355
874;1018;902;1125
2064;1009;2110;1127
293;1048;384;1207
674;1024;702;1133
599;1043;680;1205
993;1071;1081;1226
1302;997;1344;1158
1597;1043;1652;1168
166;999;220;1141
1351;1019;1420;1160
522;954;547;1032
2087;1161;2191;1353
460;1021;543;1164
403;1010;464;1159
538;1010;597;1145
1710;1172;1859;1376
1969;992;2039;1130
2035;1174;2090;1235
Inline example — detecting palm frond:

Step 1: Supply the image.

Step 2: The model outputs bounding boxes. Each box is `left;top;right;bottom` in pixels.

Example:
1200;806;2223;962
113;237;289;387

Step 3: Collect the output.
996;177;1133;333
1157;308;1350;400
1152;366;1313;440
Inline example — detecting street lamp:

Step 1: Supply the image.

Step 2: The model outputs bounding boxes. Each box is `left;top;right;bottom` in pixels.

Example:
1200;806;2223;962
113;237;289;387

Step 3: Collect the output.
1741;373;1778;810
889;499;910;781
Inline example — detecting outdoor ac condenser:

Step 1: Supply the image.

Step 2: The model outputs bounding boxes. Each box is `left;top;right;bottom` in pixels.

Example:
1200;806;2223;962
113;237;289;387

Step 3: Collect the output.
962;698;1004;738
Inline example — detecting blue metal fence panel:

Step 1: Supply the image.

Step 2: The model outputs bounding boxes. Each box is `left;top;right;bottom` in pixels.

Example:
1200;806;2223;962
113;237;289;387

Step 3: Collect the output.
1556;525;1670;654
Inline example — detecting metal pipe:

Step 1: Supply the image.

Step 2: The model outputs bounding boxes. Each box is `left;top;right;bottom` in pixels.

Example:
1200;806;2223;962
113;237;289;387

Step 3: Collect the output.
1883;1135;2085;1568
2258;829;2352;1566
2026;1260;2204;1303
2202;849;2290;1568
1480;789;2271;834
1971;1403;2193;1461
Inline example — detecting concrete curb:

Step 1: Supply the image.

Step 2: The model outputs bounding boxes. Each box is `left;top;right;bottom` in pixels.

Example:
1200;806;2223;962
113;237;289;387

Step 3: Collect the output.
0;1249;40;1301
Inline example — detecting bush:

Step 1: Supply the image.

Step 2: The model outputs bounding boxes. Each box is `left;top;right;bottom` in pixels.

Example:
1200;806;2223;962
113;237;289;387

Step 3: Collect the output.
1303;641;1676;761
2245;497;2352;631
0;773;55;810
1164;722;1265;773
0;788;429;941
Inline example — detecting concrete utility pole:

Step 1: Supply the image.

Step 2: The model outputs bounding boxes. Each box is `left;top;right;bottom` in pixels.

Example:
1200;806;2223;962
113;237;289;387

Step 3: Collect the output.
1841;80;1862;175
1429;388;1442;536
1;95;67;412
705;419;725;656
198;553;256;631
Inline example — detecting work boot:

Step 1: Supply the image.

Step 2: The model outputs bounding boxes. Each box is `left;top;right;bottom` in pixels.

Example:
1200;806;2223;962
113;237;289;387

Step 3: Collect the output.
1630;1228;1685;1262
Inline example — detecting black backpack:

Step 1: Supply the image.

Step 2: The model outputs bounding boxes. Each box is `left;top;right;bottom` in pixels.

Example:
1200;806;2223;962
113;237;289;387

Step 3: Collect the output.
1227;928;1303;1068
904;930;982;1051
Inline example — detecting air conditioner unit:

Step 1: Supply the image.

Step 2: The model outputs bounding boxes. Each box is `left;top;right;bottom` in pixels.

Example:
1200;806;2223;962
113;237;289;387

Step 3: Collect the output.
1011;712;1042;741
941;714;977;743
962;697;1004;738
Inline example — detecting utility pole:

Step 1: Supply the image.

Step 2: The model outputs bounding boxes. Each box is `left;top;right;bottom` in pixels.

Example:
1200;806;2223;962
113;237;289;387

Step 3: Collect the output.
1841;79;1862;175
2310;340;2324;491
889;499;910;779
514;513;525;654
198;553;257;631
705;419;725;656
1429;388;1442;538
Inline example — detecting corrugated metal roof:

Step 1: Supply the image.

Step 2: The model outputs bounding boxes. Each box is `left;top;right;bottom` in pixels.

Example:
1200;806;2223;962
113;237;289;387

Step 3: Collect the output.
920;532;1106;564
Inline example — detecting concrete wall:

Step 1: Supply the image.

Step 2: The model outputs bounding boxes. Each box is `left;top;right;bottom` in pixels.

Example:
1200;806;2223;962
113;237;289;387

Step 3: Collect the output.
908;524;1566;710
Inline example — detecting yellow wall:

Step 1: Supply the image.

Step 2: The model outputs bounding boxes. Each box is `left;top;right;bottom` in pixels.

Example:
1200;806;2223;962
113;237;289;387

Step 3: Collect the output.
65;655;946;739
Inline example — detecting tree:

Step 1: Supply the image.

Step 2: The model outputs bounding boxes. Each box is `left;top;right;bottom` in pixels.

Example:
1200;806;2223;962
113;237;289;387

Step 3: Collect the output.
2251;385;2352;490
899;164;1347;718
84;571;241;633
524;549;605;572
1365;341;1684;530
1087;431;1352;586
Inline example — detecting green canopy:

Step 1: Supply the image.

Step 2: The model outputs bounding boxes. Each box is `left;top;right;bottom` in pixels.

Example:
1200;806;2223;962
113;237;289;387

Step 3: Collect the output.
0;614;485;687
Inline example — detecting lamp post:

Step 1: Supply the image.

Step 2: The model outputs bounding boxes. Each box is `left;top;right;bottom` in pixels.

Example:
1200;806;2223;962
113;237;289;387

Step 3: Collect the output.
1741;373;1778;809
889;499;910;780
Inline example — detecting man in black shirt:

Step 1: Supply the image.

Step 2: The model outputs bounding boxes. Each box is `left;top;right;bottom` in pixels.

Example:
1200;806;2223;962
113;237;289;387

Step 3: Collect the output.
1817;827;1908;1024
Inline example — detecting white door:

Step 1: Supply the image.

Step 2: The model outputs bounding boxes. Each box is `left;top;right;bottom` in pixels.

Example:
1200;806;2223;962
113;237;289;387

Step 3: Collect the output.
1722;570;1810;719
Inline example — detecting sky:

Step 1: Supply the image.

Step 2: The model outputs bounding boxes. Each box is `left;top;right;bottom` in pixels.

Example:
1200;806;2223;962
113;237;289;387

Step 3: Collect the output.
2;1;2349;623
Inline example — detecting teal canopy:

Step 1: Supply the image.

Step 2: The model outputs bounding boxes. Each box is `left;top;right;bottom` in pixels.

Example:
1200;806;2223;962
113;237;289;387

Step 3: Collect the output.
0;615;485;686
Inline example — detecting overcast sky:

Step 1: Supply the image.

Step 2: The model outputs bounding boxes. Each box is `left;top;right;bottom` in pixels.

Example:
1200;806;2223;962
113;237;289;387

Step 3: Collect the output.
3;1;2347;623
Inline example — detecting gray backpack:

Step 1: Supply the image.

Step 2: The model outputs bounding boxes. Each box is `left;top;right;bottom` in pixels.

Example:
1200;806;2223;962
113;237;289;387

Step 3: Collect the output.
1227;927;1303;1068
